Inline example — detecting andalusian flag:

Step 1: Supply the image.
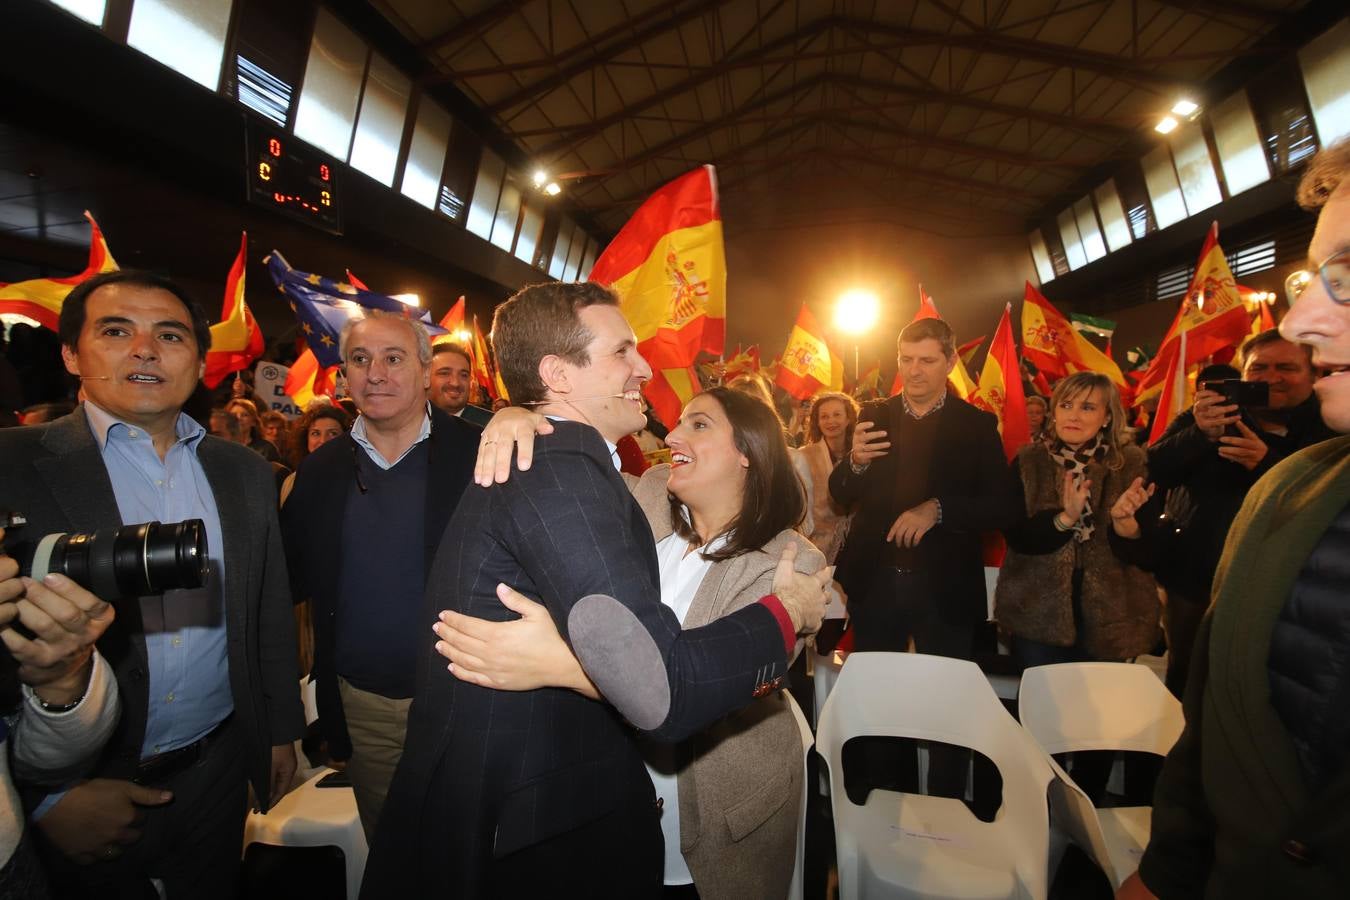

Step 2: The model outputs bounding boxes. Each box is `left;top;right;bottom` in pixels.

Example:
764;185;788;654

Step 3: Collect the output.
971;304;1031;462
204;233;265;389
775;303;834;401
0;212;117;329
1134;223;1251;403
589;165;726;370
890;286;977;398
1021;282;1126;390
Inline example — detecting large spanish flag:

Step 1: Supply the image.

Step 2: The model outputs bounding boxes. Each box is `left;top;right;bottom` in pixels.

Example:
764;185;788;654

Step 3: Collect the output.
775;303;834;401
646;365;702;430
1135;223;1251;403
1021;282;1126;390
204;233;265;388
890;286;977;398
283;348;338;408
0;212;118;329
589;165;725;370
971;304;1031;462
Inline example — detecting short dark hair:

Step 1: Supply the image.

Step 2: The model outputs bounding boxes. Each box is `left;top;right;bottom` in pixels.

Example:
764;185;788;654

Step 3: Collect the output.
432;342;472;367
492;282;620;405
292;404;351;462
59;270;212;359
898;317;956;357
1240;328;1312;370
670;387;805;561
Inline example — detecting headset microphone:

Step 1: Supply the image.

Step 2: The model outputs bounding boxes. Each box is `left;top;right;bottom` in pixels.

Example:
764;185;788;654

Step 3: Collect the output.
78;376;112;381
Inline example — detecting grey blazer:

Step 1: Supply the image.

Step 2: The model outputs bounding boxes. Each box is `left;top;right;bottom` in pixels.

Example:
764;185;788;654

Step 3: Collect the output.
0;409;304;809
633;465;820;900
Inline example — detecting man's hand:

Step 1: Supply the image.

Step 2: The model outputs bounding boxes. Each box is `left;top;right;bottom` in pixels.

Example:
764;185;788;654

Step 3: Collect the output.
1115;871;1158;900
1217;420;1269;471
886;499;940;549
267;743;297;810
771;542;833;636
434;584;598;698
1109;476;1156;539
1191;388;1239;440
0;552;115;706
37;778;173;865
848;420;890;468
1058;471;1092;529
474;407;554;487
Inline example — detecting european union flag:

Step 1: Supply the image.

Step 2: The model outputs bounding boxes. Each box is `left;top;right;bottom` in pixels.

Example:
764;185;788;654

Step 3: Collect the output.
265;251;443;368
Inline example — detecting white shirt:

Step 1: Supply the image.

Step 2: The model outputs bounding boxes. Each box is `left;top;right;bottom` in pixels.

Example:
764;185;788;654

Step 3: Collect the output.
644;529;728;885
350;403;432;469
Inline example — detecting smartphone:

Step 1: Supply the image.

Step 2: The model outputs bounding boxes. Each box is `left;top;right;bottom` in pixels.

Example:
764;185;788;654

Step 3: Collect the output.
1201;379;1269;408
858;400;890;434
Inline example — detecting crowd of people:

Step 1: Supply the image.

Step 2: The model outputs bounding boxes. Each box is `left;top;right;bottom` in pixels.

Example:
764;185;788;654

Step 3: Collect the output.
0;141;1345;899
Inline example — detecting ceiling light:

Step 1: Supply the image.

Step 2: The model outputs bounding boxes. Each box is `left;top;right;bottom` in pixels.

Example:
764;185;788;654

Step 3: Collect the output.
532;170;548;188
834;289;880;335
1155;116;1179;135
544;182;561;196
1171;99;1199;117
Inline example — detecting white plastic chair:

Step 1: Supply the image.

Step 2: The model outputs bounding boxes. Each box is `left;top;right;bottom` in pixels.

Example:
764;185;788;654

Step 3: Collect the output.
785;692;813;900
817;652;1059;900
243;676;367;899
1018;662;1185;888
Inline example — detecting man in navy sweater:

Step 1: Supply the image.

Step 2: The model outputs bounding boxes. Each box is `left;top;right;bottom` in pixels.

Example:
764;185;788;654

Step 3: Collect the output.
281;310;477;841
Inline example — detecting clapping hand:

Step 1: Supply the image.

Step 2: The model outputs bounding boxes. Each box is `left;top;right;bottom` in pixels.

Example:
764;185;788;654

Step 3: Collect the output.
1057;471;1091;529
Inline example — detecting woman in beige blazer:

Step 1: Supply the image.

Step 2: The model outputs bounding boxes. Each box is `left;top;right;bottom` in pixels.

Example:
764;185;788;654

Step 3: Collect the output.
436;387;827;899
794;391;858;564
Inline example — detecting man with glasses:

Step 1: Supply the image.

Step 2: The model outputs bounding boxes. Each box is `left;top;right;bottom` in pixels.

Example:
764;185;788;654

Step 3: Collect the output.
1119;140;1350;899
281;310;477;841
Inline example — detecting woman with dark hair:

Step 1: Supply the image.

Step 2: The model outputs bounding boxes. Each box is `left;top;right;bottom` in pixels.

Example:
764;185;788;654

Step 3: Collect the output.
433;386;826;900
226;397;282;463
995;371;1160;800
279;404;352;506
799;391;859;563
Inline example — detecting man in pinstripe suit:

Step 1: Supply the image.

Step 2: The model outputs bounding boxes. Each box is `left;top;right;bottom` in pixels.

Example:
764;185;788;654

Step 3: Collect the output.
364;282;825;898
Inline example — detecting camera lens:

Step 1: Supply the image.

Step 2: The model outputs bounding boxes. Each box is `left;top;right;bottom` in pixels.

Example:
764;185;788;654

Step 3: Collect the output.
30;519;208;601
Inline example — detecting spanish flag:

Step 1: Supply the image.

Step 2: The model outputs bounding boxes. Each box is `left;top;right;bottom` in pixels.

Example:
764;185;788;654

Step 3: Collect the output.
1134;223;1251;403
1147;330;1193;446
203;233;265;389
722;344;760;381
853;362;882;400
646;365;702;429
470;315;505;401
0;212;117;329
971;304;1030;462
439;296;467;340
589;165;726;369
775;304;834;401
890;286;977;398
283;348;338;408
1021;283;1126;391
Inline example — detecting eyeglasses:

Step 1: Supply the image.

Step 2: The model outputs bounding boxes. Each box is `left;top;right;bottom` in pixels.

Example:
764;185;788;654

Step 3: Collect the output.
1285;248;1350;307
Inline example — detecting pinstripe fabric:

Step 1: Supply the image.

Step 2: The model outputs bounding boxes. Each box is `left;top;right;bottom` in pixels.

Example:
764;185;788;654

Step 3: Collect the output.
364;420;789;898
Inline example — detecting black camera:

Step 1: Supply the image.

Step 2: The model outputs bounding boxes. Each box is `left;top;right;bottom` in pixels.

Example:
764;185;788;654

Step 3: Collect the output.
1201;378;1270;409
6;516;208;601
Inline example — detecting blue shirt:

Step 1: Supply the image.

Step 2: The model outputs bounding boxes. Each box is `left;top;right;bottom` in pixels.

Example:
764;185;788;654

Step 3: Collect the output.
84;402;233;758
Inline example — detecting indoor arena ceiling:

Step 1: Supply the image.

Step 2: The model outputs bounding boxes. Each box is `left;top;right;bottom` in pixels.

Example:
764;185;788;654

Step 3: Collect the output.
367;0;1310;238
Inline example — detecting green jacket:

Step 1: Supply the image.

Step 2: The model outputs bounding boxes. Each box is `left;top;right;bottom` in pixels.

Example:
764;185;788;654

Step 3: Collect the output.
1139;436;1350;899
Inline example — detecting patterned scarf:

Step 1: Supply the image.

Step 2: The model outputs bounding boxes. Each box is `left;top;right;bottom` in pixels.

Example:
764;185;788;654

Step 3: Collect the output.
1047;433;1108;543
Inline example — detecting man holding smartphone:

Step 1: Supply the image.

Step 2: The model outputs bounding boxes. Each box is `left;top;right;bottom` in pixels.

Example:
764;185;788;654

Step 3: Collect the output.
1148;329;1333;697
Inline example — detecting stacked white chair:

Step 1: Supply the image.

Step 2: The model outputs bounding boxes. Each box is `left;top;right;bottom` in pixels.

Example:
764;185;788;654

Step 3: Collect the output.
243;677;368;899
785;693;813;900
817;652;1059;900
1017;662;1185;888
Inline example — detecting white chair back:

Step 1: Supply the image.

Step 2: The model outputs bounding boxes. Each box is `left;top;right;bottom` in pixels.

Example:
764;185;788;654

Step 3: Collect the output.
784;692;812;900
817;652;1057;900
1018;662;1183;757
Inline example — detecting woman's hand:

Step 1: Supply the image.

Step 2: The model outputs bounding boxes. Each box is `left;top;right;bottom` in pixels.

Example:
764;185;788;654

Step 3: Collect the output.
433;584;599;698
475;407;553;486
1058;470;1091;528
1109;476;1156;539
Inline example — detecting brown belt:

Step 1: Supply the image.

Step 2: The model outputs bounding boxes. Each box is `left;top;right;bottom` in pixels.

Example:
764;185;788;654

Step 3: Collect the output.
134;717;231;785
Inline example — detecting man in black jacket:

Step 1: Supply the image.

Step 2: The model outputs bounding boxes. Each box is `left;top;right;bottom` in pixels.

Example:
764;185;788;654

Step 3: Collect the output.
829;316;1018;810
1148;329;1332;697
281;310;477;841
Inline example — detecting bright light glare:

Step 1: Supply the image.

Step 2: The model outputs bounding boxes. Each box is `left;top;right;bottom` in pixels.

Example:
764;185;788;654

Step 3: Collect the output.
834;290;880;335
1;313;41;329
454;329;472;344
544;182;561;196
1155;116;1179;134
391;293;421;308
1171;99;1199;117
532;170;548;188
